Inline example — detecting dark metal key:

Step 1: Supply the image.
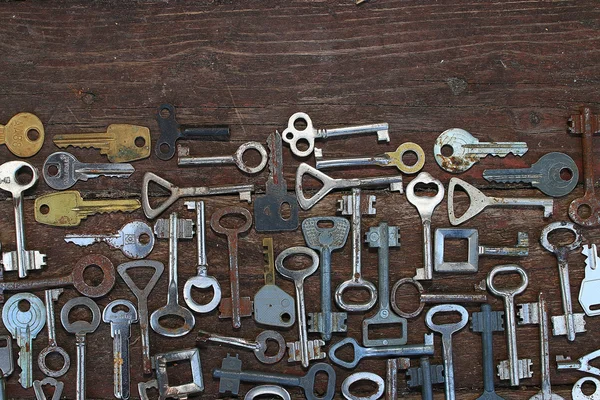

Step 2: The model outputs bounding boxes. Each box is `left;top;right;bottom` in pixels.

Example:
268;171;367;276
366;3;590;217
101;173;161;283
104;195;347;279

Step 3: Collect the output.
471;303;505;400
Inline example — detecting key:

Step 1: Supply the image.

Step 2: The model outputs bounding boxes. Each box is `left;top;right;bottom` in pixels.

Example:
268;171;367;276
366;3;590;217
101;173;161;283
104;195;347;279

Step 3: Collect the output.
65;220;155;259
363;222;408;346
303;217;350;341
253;238;295;328
183;201;222;314
0;112;44;157
557;349;600;376
155;103;230;160
281;111;389;158
487;265;532;386
406;356;445;400
178;141;268;174
147;348;204;399
296;162;403;210
245;385;292;400
573;377;600;400
342;372;385;400
335;188;378;312
103;300;138;400
0;334;14;400
540;221;586;340
33;377;63;400
275;246;324;368
471;303;505;400
483;152;579;198
213;354;336;400
38;289;70;378
434;128;528;173
34;190;141;227
314;142;425;174
141;171;254;219
117;260;163;375
60;297;101;400
52;123;151;162
406;172;445;280
42;151;135;190
2;293;46;388
448;177;554;225
254;131;300;232
579;244;600;316
197;330;286;364
425;304;469;400
150;213;195;337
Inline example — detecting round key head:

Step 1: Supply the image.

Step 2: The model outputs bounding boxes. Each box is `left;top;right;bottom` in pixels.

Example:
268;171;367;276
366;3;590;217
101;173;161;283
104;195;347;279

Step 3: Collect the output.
3;113;45;157
0;160;39;197
60;297;101;335
119;221;156;259
42;152;79;190
254;330;286;364
539;221;582;254
530;152;578;197
233;141;268;174
486;264;528;300
72;254;116;298
434;128;478;173
275;246;319;284
425;304;469;336
281;112;316;158
103;299;138;325
38;344;70;378
184;274;222;314
2;293;46;338
572;377;600;399
385;142;426;174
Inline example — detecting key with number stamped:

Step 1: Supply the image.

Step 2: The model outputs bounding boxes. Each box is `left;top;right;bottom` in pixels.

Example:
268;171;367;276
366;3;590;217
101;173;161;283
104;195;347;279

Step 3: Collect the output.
0;112;45;157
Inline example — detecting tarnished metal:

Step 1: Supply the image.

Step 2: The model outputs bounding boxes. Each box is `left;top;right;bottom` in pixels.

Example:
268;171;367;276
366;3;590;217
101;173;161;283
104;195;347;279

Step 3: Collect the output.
154;348;203;399
386;358;411;400
0;112;45;157
572;377;600;400
341;372;385;400
33;377;63;400
471;303;505;400
244;385;291;400
557;349;600;376
0;334;13;400
38;289;70;378
579;244;600;316
197;330;286;364
178;141;268;174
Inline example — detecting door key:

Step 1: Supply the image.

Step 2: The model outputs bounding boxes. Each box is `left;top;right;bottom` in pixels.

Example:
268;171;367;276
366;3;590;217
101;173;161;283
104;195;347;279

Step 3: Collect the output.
178;141;268;174
0;112;45;157
38;289;70;378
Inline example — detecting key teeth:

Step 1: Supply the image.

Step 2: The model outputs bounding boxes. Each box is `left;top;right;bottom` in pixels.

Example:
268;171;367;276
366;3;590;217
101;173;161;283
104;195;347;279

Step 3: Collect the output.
497;359;533;380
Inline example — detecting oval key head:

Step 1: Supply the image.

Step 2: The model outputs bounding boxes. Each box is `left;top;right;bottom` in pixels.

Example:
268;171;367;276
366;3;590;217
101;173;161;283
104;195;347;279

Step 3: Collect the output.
275;246;319;284
540;221;582;255
60;297;101;335
299;362;337;400
42;152;79;190
0;160;39;197
434;128;478;173
244;385;291;400
3;113;45;157
281;112;316;158
341;372;385;400
72;254;116;298
486;264;529;299
425;304;469;335
103;299;138;324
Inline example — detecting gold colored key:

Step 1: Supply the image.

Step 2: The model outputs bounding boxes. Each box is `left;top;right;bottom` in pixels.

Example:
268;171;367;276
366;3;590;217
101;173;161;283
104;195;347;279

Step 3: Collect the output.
52;124;151;163
0;113;45;157
34;190;141;226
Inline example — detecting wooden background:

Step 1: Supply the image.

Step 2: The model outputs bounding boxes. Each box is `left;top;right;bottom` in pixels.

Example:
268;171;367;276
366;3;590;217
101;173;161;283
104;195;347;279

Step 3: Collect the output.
0;1;599;398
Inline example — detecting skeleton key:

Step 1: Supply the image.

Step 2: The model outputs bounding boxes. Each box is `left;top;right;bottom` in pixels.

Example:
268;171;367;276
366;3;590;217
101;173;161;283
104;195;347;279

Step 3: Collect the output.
0;112;44;157
178;141;268;174
197;330;286;364
471;303;505;400
103;300;138;400
2;293;45;388
405;356;445;400
580;244;600;316
434;128;528;173
38;289;70;378
557;349;600;376
0;334;13;400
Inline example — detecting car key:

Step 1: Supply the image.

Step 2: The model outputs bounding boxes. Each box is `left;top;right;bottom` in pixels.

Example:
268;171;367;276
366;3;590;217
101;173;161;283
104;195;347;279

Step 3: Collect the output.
38;289;70;378
197;330;286;364
471;303;505;400
0;112;45;157
178;141;268;174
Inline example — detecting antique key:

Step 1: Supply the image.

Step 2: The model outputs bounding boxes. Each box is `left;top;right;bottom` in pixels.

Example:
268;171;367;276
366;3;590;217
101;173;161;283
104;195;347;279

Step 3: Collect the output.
34;190;141;227
42;151;135;190
52;124;151;162
38;289;70;378
434;128;528;173
0;112;45;157
579;243;600;316
0;335;13;400
471;303;505;400
33;377;63;400
197;330;286;364
178;141;268;174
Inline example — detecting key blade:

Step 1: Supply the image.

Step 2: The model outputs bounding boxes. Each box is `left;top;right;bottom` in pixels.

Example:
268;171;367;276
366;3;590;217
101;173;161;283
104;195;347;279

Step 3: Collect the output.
267;131;286;188
464;142;528;157
483;168;541;184
73;162;135;182
262;238;276;285
64;236;101;247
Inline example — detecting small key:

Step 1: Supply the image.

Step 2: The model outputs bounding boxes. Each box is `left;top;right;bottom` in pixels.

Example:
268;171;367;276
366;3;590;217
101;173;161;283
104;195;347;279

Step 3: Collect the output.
52;123;151;162
0;112;45;157
38;289;70;378
406;357;445;400
448;177;554;225
557;349;600;376
65;220;155;259
42;151;135;190
103;300;138;400
471;303;505;400
178;141;268;174
314;142;425;174
34;190;141;227
295;163;403;210
0;334;14;400
197;330;286;364
2;293;46;388
281;111;389;158
33;377;63;400
573;377;600;400
579;244;600;316
434;128;528;173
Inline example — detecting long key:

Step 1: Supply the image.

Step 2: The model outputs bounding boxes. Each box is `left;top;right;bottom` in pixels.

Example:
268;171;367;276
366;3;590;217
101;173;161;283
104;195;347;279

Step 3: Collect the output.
580;244;600;316
38;289;70;378
314;142;425;174
0;161;46;278
2;293;45;388
52;123;151;162
178;141;268;174
65;220;155;259
0;334;14;400
303;217;349;341
471;304;505;400
42;151;135;190
34;190;140;227
197;330;286;364
281;111;389;158
406;357;445;400
434;128;528;173
141;171;254;219
0;112;45;157
103;300;138;400
483;152;579;198
295;163;403;210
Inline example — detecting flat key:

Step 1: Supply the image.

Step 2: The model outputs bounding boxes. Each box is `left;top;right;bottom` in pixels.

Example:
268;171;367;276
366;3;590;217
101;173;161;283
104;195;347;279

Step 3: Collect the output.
281;111;389;158
43;151;135;190
434;128;528;173
0;112;45;157
471;304;505;400
197;330;286;364
34;190;141;227
483;152;579;197
65;220;155;259
38;289;70;378
103;300;138;400
295;163;403;210
580;244;600;316
0;334;14;400
178;141;268;174
2;293;45;388
52;123;151;162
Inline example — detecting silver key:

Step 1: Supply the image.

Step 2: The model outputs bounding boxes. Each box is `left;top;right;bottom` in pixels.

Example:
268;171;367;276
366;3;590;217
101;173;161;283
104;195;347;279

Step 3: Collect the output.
434;128;528;173
178;141;268;174
42;151;135;190
573;377;600;400
103;300;138;400
0;161;46;278
557;349;600;376
580;243;600;316
64;220;155;259
244;385;291;400
2;293;45;388
38;289;70;378
197;330;286;365
341;372;385;400
0;334;13;400
33;377;64;400
281;112;389;157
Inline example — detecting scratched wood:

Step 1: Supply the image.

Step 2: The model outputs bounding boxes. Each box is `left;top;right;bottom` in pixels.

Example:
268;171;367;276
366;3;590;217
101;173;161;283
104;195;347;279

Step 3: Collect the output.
0;0;600;398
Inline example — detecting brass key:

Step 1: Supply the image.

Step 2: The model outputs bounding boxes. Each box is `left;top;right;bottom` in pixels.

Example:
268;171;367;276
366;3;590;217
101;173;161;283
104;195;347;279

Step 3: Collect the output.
34;190;141;226
0;113;45;157
52;124;151;162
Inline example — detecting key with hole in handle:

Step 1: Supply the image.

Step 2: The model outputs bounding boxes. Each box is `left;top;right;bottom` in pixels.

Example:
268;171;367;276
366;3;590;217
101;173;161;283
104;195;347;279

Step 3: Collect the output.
0;334;13;400
33;377;63;400
38;289;70;378
0;112;45;157
197;330;286;365
434;128;528;173
573;377;600;400
53;124;151;163
178;141;268;174
579;244;600;316
471;303;505;400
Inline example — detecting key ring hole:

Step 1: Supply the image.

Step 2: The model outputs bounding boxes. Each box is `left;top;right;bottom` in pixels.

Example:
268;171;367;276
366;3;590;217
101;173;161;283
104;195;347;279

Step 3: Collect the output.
15;165;34;185
560;167;574;181
110;303;133;314
279;202;292;220
68;305;93;324
138;233;151;245
280;312;291;323
83;264;105;287
441;144;453;157
27;128;41;142
487;265;528;297
578;204;592;219
347;377;382;399
135;136;146;148
402;150;418;166
413;182;442;198
314;370;331;398
210;207;252;235
295;138;310;152
42;350;69;373
46;164;59;177
281;253;315;272
159;108;171;119
17;300;31;312
582;380;599;396
39;204;50;215
339;286;375;306
158;314;186;331
159;143;171;155
547;227;578;248
263;338;282;357
293;117;308;131
429;309;466;326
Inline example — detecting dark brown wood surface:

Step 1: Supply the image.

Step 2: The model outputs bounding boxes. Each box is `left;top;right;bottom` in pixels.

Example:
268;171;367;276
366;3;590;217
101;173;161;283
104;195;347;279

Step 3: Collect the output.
1;0;600;398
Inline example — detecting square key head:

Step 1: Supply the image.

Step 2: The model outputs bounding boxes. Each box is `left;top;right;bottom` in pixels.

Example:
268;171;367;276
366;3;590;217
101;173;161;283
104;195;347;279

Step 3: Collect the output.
105;124;151;162
155;348;203;399
434;228;479;273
